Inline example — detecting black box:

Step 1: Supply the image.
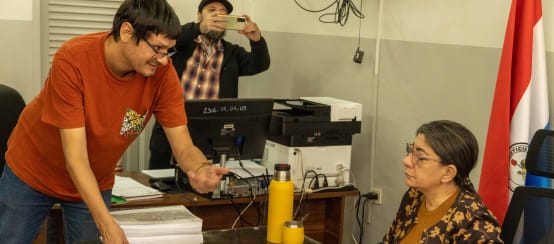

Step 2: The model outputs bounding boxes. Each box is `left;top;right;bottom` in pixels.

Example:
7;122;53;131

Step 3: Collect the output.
267;99;361;147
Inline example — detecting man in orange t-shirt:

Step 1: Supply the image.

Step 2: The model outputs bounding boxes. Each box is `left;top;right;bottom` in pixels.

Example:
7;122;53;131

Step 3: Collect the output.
0;0;229;243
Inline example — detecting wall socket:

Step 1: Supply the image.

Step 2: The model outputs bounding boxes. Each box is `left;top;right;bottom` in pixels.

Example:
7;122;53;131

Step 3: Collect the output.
365;187;383;223
371;187;382;205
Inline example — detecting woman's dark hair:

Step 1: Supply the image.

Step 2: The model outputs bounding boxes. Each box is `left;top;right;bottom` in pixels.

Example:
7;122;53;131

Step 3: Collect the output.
416;120;478;192
112;0;181;44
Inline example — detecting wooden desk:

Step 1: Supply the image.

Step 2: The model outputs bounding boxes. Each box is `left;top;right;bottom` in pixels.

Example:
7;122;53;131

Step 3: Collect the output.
203;226;320;243
35;172;358;244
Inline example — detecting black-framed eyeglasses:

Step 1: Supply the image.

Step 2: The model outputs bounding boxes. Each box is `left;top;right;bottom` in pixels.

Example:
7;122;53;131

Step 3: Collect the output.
144;39;177;58
406;143;442;166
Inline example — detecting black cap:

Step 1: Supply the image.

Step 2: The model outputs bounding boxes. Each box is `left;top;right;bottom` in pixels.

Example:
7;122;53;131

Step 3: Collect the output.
198;0;233;14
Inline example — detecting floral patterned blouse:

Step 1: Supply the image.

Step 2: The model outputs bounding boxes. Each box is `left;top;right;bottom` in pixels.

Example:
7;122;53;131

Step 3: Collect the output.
383;188;504;243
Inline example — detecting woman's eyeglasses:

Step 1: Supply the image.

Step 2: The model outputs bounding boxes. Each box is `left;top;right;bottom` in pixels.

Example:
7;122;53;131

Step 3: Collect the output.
406;143;442;166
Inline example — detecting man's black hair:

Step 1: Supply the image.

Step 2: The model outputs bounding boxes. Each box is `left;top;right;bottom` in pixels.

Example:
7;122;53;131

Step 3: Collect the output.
112;0;181;44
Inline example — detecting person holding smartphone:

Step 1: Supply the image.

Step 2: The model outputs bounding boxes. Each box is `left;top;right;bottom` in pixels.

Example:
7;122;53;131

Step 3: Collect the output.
148;0;271;169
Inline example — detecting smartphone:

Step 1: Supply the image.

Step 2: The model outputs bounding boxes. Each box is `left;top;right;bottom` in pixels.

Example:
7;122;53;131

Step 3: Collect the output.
218;15;247;30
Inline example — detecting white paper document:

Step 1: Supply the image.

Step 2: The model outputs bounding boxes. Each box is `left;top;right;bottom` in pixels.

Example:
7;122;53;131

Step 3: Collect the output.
225;160;269;178
126;234;203;244
112;176;163;201
111;205;203;244
141;168;174;179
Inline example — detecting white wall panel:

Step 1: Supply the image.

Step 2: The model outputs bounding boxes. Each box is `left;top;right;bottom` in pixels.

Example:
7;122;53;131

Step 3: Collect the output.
0;0;32;20
251;0;376;38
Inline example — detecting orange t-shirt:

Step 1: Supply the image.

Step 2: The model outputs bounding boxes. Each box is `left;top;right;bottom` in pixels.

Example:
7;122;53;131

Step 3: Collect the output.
6;32;187;201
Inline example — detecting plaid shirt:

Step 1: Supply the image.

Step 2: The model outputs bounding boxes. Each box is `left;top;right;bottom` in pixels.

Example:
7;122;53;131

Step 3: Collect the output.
182;36;224;99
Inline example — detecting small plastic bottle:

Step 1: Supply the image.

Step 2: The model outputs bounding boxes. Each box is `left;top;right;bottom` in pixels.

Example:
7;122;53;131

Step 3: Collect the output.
267;164;294;243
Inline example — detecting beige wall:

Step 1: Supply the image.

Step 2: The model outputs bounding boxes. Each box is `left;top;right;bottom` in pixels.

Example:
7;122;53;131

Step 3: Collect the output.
0;0;41;102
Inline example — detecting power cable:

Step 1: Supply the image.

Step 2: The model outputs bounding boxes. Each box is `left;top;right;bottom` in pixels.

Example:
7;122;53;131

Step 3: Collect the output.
294;0;365;26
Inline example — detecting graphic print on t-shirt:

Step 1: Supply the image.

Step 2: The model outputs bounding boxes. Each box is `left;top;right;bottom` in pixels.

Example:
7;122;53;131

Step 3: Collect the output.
120;108;147;138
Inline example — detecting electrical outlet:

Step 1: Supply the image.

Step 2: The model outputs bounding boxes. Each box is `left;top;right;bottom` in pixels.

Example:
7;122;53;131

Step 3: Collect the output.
371;187;382;205
365;188;383;224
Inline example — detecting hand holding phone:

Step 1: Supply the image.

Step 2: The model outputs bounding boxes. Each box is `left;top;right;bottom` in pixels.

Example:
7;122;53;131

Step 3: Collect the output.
217;15;247;30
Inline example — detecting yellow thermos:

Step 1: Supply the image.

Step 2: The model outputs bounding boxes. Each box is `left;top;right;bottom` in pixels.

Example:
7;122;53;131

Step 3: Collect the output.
282;220;305;244
267;164;294;243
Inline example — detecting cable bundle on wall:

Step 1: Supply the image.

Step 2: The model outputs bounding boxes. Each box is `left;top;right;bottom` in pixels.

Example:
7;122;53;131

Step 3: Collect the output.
294;0;365;26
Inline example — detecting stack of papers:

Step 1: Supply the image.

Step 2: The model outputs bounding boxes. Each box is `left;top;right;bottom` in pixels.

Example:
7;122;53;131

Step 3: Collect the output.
112;176;164;201
140;161;269;180
141;168;174;179
111;205;203;244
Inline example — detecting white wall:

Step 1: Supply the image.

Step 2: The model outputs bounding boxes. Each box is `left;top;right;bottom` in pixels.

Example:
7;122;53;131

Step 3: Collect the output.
169;0;376;37
383;0;510;48
2;1;552;104
0;0;41;102
168;0;543;48
0;0;32;21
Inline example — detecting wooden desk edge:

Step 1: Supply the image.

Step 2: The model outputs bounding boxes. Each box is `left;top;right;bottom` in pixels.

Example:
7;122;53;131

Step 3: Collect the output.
114;171;359;208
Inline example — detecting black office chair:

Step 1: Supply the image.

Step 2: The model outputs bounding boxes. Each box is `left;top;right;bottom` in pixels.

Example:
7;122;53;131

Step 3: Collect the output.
0;84;26;176
501;129;554;244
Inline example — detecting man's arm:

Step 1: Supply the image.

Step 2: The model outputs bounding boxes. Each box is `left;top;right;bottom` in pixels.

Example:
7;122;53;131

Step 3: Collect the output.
235;37;270;75
164;125;229;193
234;15;270;75
60;128;127;243
175;22;202;50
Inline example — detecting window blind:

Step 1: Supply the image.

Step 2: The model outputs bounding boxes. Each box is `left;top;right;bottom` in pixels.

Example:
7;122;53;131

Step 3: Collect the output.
47;0;122;62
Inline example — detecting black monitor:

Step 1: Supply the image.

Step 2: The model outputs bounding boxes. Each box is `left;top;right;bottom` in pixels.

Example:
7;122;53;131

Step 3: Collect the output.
183;98;274;164
170;98;273;196
157;98;273;195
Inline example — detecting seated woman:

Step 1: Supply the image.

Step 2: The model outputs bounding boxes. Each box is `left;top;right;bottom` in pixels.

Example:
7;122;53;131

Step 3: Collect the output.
383;120;503;243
